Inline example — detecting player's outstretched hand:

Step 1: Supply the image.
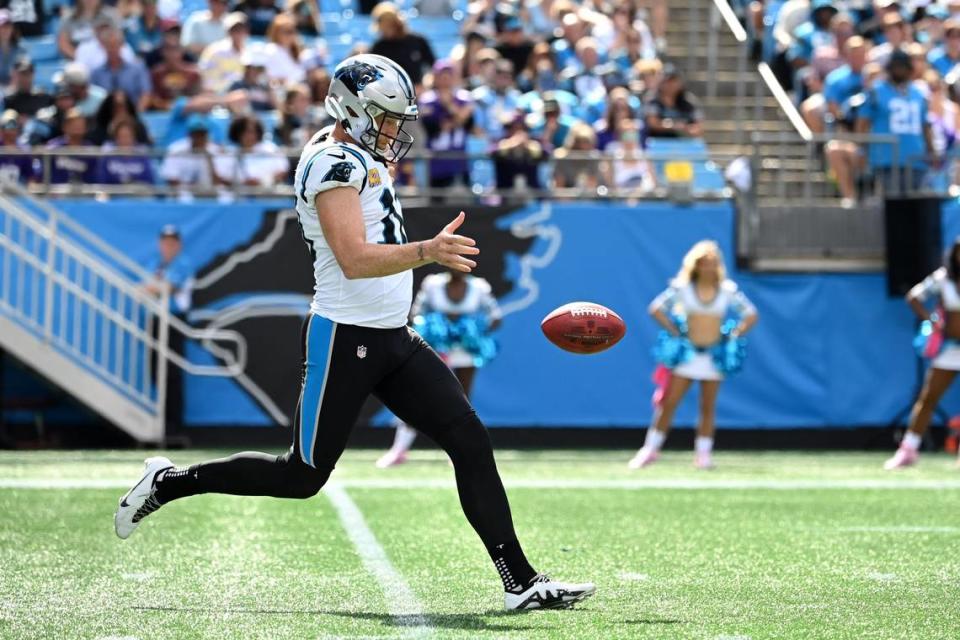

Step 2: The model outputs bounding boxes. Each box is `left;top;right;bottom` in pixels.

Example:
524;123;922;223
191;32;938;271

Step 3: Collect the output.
426;211;480;272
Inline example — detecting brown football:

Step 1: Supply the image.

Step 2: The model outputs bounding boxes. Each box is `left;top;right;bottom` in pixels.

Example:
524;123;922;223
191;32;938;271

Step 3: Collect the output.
540;302;627;354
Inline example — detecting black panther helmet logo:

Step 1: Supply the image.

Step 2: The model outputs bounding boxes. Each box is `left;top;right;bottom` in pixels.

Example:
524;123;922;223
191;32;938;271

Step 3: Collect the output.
335;62;384;95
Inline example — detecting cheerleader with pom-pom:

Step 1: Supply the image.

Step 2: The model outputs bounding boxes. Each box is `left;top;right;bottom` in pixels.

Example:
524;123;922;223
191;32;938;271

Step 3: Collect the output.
629;241;758;470
886;238;960;470
376;270;501;468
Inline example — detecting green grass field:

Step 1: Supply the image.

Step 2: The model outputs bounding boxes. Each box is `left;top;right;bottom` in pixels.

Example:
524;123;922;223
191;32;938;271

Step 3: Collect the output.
1;449;959;640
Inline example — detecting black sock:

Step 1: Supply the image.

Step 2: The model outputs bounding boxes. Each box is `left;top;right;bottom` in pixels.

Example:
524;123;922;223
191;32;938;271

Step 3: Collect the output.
488;538;537;593
154;465;198;504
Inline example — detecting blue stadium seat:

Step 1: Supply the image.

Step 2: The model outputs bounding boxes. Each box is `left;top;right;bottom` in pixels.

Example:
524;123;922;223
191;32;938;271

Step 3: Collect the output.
407;17;461;40
22;35;60;63
33;60;62;90
259;110;279;142
645;137;709;161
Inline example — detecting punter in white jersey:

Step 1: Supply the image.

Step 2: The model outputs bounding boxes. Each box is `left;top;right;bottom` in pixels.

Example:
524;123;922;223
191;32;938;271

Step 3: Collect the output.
114;53;594;611
377;271;502;468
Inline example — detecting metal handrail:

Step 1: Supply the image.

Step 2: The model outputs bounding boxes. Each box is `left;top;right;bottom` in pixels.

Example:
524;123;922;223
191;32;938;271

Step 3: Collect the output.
712;0;747;42
757;62;813;141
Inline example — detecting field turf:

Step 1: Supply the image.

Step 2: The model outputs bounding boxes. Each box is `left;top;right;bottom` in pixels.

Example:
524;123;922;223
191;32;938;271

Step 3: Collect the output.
1;449;959;639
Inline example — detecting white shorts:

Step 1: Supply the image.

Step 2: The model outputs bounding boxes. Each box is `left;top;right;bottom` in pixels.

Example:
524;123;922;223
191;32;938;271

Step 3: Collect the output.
933;344;960;371
673;352;723;381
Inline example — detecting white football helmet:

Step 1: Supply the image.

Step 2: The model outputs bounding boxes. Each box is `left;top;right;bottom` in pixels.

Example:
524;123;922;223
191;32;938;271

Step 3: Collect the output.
325;54;419;163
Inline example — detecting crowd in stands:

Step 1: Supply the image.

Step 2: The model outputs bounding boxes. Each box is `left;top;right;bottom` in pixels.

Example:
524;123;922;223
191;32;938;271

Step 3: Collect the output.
750;0;960;204
0;0;692;195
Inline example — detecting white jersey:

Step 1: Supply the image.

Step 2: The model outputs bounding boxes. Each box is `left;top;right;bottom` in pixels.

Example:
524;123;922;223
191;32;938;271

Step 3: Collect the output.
649;279;757;318
294;126;412;329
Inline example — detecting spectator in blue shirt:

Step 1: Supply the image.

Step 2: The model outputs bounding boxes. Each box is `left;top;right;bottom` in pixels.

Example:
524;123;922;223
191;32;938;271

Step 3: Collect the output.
91;26;153;113
96;119;154;185
857;47;936;195
788;0;838;69
144;224;194;430
824;36;868;122
928;19;960;78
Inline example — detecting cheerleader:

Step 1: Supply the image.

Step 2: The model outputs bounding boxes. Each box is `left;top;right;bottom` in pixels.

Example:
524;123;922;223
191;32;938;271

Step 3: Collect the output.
886;238;960;470
375;270;502;468
629;240;758;470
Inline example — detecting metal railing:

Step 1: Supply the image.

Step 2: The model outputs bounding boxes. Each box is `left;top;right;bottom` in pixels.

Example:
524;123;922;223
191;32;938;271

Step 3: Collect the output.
0;147;734;202
0;178;248;438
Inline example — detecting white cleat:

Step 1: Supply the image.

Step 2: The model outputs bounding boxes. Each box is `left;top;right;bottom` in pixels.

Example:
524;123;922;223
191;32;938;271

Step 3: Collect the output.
114;456;173;539
504;574;596;610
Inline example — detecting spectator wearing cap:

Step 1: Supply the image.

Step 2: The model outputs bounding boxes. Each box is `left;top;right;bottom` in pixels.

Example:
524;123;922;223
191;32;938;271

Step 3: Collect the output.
234;0;281;37
76;18;138;74
160;113;230;199
58;0;120;60
929;19;960;77
228;48;274;111
492;110;543;191
0;10;24;86
199;11;249;94
24;79;74;144
0;109;34;183
91;89;151;146
41;107;97;184
856;47;935;196
788;0;839;69
370;2;435;87
91;27;153;112
124;0;164;59
564;37;605;106
215;114;289;188
60;62;107;119
181;0;228;57
2;0;45;38
644;65;703;138
472;58;521;142
143;224;194;430
263;13;306;84
3;57;52;118
494;14;534;80
96;118;154;185
867;11;910;67
418;58;474;188
148;29;201;110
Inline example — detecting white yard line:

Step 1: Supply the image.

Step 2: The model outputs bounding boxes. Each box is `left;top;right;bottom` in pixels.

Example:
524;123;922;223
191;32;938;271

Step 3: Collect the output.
3;478;960;490
322;482;433;640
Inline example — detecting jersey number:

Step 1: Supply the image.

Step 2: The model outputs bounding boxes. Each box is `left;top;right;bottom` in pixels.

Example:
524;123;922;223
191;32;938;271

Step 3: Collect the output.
379;189;407;245
889;98;922;135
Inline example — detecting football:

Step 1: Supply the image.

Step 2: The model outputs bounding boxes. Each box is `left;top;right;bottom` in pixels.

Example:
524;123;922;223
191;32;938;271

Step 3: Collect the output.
540;302;627;354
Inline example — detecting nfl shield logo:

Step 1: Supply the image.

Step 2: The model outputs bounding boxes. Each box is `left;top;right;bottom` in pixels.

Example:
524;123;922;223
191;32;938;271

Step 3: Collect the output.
357;345;367;359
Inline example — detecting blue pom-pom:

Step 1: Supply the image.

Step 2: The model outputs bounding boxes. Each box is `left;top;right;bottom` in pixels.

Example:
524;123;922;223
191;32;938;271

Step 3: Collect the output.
413;312;498;367
711;320;747;375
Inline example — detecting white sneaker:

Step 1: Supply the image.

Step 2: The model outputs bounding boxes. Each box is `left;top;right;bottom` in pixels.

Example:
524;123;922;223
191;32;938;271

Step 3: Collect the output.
114;456;173;539
504;574;596;610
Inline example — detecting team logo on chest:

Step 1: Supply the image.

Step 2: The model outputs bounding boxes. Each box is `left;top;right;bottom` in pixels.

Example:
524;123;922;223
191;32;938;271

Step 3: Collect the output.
357;345;367;359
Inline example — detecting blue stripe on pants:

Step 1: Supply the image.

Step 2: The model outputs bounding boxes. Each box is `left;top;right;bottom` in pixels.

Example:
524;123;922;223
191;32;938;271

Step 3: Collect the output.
300;315;336;467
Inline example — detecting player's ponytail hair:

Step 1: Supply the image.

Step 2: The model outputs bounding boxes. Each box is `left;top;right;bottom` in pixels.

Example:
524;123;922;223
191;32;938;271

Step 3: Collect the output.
676;240;726;285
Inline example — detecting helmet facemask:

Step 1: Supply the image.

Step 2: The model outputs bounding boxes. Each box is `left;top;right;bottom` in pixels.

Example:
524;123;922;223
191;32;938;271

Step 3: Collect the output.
359;102;417;163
